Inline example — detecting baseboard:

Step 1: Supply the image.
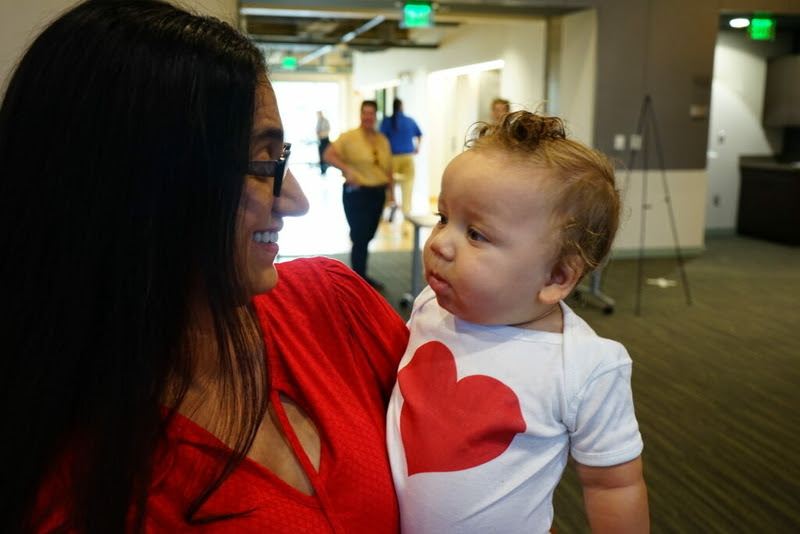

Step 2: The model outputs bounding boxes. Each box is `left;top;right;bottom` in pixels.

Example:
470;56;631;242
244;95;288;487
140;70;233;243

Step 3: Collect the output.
609;246;705;259
704;227;737;238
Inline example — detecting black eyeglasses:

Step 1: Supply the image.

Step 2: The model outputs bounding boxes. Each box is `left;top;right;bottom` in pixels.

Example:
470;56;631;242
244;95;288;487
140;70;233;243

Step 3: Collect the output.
247;142;291;196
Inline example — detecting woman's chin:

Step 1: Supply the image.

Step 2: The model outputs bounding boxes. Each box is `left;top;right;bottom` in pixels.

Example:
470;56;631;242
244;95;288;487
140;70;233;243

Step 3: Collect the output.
246;268;278;298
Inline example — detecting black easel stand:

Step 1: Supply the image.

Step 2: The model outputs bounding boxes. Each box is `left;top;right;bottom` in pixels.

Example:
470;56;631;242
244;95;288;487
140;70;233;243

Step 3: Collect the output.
625;95;692;315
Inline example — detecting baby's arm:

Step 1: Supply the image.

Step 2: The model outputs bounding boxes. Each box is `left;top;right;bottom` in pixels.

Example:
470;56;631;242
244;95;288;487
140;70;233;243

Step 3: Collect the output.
575;456;649;534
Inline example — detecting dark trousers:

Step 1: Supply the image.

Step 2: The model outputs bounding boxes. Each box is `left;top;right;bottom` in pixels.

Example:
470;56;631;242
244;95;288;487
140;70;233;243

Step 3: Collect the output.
318;137;329;174
342;184;385;278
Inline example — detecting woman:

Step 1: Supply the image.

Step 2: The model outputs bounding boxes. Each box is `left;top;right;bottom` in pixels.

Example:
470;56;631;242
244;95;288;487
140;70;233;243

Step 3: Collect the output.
323;100;395;290
0;2;408;533
491;97;511;123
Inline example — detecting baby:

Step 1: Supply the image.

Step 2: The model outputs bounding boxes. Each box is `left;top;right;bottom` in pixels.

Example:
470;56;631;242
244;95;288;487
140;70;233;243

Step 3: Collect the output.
387;111;649;533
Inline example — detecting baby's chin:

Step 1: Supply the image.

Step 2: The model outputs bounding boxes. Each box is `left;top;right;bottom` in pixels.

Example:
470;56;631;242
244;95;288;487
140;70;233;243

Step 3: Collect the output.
437;297;502;327
434;294;470;323
444;301;552;330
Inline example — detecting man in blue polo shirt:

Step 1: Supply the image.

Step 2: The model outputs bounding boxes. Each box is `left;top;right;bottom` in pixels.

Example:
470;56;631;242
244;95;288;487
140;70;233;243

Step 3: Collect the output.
380;98;422;215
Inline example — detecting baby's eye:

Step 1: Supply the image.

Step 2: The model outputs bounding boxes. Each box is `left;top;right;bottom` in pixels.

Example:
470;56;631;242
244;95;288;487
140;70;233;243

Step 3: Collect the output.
435;212;448;225
467;228;487;242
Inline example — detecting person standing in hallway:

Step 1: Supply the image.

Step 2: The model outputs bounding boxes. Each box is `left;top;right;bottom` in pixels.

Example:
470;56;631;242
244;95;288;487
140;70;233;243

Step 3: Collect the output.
380;98;422;215
323;100;395;290
316;110;330;174
491;97;511;123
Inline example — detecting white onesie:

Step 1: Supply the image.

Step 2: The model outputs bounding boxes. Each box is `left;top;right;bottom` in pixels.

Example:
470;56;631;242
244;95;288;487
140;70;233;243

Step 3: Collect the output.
386;286;643;533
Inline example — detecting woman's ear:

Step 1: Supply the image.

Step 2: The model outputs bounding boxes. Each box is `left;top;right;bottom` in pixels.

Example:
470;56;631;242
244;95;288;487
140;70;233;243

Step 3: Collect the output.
539;255;584;305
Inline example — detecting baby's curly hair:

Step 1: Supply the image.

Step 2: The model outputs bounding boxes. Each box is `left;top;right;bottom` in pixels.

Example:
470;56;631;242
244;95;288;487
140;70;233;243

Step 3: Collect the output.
467;110;620;278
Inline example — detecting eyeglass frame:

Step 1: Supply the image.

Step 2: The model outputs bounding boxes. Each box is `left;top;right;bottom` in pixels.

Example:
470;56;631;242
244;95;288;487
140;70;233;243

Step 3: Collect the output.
247;142;291;197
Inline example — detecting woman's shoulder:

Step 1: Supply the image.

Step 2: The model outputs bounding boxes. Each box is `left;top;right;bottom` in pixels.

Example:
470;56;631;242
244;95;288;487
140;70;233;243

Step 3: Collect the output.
266;255;406;331
255;257;409;394
274;256;356;288
254;257;386;317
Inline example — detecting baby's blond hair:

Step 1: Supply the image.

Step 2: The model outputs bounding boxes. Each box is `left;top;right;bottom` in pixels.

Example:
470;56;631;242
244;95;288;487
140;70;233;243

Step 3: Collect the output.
467;110;620;278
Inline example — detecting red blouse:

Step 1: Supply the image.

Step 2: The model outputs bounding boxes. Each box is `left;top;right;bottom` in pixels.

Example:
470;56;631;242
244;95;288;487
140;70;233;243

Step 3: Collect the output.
37;258;409;533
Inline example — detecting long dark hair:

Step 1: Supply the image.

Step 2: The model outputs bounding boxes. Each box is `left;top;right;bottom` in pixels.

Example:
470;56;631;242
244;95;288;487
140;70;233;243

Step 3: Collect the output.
0;1;268;532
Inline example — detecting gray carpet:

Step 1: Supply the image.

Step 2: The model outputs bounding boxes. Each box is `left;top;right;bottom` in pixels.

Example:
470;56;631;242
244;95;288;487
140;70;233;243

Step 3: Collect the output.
299;235;800;533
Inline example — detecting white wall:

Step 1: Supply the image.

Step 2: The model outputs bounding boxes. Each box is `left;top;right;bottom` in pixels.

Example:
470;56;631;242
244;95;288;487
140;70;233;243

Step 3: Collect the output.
0;0;74;96
555;9;597;146
0;0;237;98
349;11;708;253
615;170;708;255
705;30;791;231
558;10;708;255
178;0;238;24
352;19;548;213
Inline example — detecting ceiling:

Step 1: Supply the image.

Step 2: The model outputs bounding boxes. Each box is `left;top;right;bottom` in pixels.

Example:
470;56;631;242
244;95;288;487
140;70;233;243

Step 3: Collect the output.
244;2;800;73
240;1;590;73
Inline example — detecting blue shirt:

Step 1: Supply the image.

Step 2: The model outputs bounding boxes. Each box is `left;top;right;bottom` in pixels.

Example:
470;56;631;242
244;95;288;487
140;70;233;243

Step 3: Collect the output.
379;112;422;155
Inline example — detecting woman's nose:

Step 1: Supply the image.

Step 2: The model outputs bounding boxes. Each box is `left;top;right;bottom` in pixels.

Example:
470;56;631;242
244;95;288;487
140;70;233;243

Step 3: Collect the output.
273;168;309;216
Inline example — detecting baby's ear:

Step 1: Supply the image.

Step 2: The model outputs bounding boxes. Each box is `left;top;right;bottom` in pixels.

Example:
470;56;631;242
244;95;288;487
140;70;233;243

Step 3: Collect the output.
539;255;584;304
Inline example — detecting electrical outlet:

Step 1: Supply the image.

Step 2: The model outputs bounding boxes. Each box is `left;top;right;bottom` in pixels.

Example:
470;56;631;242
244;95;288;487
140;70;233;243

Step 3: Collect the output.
613;134;627;151
629;134;643;151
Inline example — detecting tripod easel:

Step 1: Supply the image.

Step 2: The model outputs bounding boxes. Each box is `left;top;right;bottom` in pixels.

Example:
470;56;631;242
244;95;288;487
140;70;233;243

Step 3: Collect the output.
625;94;692;315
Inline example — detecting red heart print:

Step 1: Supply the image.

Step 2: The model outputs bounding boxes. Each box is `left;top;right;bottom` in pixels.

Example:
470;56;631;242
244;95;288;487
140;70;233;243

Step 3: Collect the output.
398;341;526;476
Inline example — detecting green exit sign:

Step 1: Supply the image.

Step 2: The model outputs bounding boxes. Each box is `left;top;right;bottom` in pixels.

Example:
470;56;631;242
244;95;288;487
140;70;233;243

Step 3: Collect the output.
281;56;298;70
402;2;433;29
749;17;776;41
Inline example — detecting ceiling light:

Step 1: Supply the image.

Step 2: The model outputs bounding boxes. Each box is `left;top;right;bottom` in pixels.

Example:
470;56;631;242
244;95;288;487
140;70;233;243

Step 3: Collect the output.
729;18;750;29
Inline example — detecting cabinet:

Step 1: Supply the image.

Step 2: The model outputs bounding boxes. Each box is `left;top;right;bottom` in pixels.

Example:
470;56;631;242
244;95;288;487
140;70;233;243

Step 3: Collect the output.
737;157;800;245
764;55;800;127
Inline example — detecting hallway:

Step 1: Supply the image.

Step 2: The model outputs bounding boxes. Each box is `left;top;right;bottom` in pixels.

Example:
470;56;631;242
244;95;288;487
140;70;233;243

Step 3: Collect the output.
277;161;420;259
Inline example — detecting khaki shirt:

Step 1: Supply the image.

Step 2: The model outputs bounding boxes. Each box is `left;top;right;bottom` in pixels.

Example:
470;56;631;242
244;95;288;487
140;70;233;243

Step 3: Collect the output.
332;128;392;187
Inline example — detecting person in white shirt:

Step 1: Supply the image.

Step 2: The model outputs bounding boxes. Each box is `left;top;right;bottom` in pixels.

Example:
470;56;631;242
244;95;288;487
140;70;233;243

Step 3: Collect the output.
315;110;331;174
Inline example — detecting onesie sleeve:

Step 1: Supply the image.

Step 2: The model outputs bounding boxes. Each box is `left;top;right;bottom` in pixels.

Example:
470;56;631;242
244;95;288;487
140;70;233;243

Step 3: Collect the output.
565;339;644;467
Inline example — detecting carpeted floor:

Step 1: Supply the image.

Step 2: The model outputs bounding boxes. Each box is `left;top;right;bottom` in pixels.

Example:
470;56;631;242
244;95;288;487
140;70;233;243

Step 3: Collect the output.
288;234;800;533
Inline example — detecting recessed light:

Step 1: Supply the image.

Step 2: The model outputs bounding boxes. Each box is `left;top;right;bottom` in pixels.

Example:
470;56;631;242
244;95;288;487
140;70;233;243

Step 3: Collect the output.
729;17;750;29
